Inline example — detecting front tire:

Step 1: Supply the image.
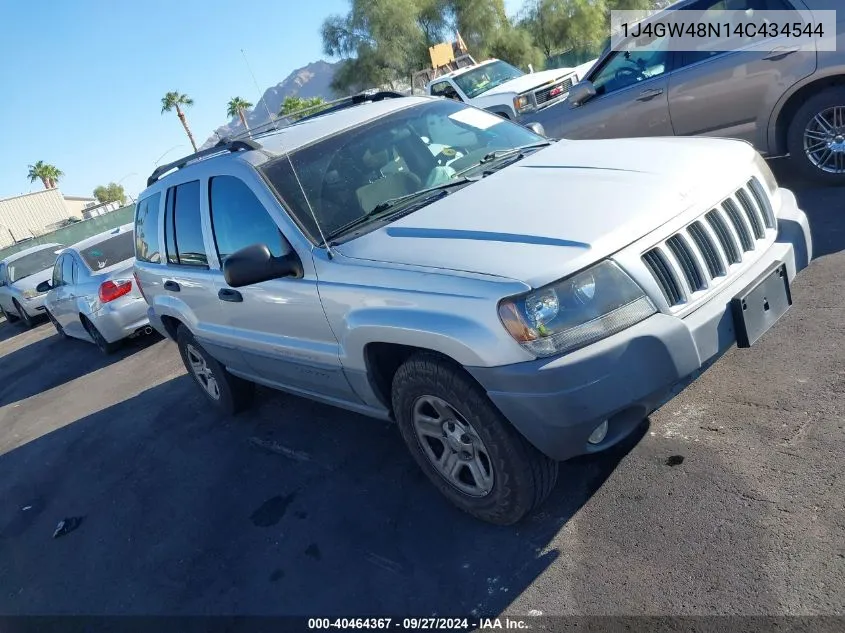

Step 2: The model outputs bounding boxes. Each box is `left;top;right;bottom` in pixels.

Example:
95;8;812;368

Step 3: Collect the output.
786;87;845;185
14;300;34;329
391;353;558;525
176;325;254;415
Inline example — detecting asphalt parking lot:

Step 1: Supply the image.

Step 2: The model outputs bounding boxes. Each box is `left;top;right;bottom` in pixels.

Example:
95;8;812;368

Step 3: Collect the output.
0;166;842;618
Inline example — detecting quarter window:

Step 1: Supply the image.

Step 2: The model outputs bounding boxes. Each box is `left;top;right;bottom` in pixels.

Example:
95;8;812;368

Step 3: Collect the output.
208;176;284;261
164;181;208;267
134;193;162;264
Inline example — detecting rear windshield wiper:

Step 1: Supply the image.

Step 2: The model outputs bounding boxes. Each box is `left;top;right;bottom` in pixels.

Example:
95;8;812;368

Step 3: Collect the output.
454;141;553;177
323;177;475;243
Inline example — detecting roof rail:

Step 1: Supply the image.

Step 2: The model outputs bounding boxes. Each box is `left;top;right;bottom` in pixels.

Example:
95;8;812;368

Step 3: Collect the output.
296;91;404;123
146;139;262;187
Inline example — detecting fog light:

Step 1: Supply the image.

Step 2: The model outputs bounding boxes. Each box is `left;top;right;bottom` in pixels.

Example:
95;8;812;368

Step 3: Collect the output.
587;420;608;444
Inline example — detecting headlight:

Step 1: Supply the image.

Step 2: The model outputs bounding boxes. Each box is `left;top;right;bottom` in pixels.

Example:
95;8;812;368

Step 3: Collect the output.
22;289;40;299
498;261;656;358
513;95;531;111
753;152;778;195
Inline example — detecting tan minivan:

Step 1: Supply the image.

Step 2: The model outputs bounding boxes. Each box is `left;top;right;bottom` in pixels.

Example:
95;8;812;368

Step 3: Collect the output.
528;0;845;184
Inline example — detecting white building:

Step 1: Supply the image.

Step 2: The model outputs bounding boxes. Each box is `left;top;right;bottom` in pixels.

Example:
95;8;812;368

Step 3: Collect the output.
0;189;96;248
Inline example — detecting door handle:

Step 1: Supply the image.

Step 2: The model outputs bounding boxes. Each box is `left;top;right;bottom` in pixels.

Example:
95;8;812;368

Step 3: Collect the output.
218;288;243;303
163;280;180;292
636;88;664;101
764;46;799;61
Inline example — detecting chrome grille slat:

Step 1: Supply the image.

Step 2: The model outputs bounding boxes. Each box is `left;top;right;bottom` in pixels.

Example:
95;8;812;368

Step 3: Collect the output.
642;248;683;306
687;222;726;279
641;182;776;309
722;198;755;251
736;187;765;239
706;210;741;264
666;234;705;291
534;77;573;105
747;178;775;228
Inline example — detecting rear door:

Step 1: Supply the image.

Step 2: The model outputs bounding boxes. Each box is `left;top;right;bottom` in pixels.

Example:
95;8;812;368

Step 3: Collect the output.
553;34;677;140
666;0;817;148
205;171;357;401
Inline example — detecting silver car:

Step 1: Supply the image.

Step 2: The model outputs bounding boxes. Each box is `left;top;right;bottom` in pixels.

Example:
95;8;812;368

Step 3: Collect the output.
41;224;151;354
526;0;845;184
0;243;65;328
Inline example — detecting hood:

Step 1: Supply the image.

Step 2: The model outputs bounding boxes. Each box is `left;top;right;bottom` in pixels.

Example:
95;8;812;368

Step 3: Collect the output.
11;267;54;293
335;137;757;288
480;68;575;97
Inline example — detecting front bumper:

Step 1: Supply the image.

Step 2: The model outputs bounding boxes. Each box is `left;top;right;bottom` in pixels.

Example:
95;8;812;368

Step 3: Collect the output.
467;191;812;461
21;294;48;316
89;295;150;343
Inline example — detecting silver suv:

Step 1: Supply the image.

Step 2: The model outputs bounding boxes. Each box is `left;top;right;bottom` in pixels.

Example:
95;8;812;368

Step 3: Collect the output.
527;0;845;184
134;94;812;524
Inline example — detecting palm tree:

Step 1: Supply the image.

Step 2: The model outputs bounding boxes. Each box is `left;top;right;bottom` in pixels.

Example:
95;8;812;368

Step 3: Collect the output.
161;91;198;152
226;97;253;133
27;161;63;189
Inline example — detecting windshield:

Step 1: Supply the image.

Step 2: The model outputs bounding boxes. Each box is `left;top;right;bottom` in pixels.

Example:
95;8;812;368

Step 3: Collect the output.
79;231;135;271
260;99;545;242
453;61;525;99
8;247;61;282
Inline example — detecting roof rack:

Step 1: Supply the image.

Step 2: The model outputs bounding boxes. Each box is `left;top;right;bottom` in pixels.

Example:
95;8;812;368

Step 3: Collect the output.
225;90;406;143
146;138;262;187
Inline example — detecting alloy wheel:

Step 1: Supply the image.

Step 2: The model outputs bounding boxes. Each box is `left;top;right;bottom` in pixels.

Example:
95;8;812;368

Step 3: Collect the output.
803;105;845;174
412;395;494;497
185;343;221;400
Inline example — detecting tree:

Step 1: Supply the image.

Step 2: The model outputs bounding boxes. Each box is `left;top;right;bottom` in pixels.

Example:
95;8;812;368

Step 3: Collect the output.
93;182;127;206
521;0;609;59
160;91;198;152
226;96;253;132
279;96;328;121
27;161;63;189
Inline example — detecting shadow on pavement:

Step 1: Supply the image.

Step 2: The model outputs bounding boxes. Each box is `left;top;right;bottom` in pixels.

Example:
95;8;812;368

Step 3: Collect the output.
0;373;645;615
0;324;162;408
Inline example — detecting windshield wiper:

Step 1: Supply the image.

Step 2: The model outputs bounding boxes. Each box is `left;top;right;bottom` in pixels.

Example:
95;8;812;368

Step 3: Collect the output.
323;177;474;243
454;141;553;178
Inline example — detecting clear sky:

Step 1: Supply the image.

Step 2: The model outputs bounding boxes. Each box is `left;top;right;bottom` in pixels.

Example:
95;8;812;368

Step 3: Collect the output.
0;0;524;203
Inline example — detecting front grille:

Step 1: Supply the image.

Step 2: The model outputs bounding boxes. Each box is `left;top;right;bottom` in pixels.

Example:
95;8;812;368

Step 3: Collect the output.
642;179;776;308
534;77;573;106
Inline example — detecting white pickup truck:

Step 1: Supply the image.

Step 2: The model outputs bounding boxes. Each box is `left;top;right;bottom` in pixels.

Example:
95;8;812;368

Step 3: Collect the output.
425;58;596;120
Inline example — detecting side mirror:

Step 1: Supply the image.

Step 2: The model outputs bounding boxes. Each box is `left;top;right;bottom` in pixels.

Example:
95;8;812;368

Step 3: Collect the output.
568;80;597;107
222;241;303;288
525;122;546;137
36;280;52;293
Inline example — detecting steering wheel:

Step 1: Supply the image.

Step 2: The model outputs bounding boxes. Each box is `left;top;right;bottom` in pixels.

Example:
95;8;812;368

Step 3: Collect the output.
615;66;646;82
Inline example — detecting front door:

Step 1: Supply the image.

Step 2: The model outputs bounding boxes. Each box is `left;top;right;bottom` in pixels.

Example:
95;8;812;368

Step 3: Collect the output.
205;173;357;401
547;34;677;140
667;0;817;147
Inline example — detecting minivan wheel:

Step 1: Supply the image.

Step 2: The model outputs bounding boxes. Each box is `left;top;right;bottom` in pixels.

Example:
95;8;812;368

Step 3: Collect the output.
786;87;845;185
13;300;34;329
391;352;558;525
176;325;254;414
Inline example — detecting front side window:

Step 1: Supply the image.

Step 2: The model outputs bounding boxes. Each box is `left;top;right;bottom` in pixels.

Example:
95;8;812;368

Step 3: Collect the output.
135;192;162;264
7;247;62;283
61;254;75;285
261;99;547;243
209;176;284;261
164;181;208;267
79;231;135;271
591;35;671;96
453;61;524;99
51;258;62;287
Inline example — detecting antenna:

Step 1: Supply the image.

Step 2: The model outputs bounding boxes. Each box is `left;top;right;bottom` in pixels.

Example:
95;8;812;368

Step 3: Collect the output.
240;48;275;124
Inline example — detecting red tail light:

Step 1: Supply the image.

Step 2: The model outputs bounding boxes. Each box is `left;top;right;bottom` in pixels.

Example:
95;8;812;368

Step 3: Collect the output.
99;279;133;303
133;271;148;303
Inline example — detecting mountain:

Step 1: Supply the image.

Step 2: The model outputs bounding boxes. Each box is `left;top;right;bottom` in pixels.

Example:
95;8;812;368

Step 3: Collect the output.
201;60;341;149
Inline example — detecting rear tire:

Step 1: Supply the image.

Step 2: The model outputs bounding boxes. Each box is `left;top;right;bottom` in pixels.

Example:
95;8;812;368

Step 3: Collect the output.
786;87;845;185
176;325;254;415
82;317;121;354
14;300;34;329
391;352;558;525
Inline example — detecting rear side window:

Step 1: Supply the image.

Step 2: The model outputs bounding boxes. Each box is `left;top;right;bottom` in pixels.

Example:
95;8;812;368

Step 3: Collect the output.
164;181;208;267
208;176;284;261
135;193;162;264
